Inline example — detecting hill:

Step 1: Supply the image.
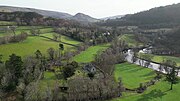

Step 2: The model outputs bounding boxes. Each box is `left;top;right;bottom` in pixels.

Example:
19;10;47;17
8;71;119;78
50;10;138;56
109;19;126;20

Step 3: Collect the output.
0;6;99;23
0;6;72;19
99;3;180;28
71;13;99;23
101;15;124;20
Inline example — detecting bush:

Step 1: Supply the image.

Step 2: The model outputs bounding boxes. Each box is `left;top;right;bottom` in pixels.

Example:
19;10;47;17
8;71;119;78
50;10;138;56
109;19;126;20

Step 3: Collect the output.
87;72;95;80
137;83;146;93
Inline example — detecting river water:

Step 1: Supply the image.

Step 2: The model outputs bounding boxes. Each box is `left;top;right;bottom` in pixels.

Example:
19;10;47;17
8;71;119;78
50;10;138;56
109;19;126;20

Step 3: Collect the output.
125;49;180;77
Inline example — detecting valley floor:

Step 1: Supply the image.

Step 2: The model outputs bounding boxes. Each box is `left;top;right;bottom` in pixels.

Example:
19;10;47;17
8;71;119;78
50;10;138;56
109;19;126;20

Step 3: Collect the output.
0;26;81;60
112;62;180;101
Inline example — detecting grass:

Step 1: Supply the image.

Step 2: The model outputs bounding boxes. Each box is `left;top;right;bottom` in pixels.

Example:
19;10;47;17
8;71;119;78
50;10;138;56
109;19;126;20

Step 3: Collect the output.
16;26;46;30
41;33;81;45
120;34;143;47
72;44;109;63
44;71;57;80
38;71;60;97
39;69;84;96
114;63;156;89
0;26;53;37
111;79;180;101
112;62;180;101
0;21;16;25
139;53;180;66
0;29;29;37
39;28;54;33
0;36;76;61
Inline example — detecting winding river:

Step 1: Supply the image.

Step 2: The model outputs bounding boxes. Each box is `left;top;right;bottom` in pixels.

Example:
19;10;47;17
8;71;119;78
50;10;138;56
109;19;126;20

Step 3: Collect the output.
125;49;180;77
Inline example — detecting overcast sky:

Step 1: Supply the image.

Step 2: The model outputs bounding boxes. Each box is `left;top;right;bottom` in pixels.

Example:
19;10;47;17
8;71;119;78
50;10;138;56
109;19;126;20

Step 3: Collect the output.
0;0;180;18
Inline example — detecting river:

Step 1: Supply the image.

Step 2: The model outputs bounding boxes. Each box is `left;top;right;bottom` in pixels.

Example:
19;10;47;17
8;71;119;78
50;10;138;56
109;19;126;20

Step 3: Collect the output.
125;49;180;77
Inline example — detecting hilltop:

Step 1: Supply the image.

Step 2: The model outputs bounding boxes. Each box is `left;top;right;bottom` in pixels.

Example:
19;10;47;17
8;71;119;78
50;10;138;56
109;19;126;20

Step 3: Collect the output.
0;6;99;23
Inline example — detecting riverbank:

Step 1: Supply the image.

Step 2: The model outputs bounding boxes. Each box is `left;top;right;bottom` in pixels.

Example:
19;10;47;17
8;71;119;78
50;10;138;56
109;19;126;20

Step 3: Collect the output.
125;50;180;77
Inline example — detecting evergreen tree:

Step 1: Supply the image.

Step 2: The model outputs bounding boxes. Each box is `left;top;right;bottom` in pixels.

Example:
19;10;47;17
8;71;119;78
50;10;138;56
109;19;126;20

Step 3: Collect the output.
4;54;23;91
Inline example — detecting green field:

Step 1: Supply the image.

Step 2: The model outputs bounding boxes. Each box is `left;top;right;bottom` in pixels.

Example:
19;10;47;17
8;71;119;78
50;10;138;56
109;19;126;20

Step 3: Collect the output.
37;71;61;98
40;71;57;87
120;34;143;47
152;55;180;66
41;33;81;45
114;63;156;89
39;28;54;33
112;79;180;101
112;62;180;101
16;26;45;30
38;69;85;98
72;44;109;63
0;36;77;60
0;26;53;37
139;53;180;66
0;21;16;26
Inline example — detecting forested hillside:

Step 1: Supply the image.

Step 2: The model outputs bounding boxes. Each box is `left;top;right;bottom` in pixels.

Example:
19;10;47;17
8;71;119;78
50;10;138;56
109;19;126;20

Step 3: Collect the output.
0;11;79;26
152;27;180;54
0;6;99;23
98;3;180;28
0;6;73;19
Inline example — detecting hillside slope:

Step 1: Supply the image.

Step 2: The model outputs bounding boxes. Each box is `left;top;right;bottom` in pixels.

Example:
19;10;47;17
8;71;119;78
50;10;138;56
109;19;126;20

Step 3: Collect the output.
71;13;99;23
0;6;100;23
101;15;124;20
99;3;180;27
0;6;72;19
123;3;180;25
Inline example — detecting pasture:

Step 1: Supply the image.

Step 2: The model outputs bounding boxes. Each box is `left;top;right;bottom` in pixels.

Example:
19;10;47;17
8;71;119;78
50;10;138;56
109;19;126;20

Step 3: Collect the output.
0;36;78;61
120;34;144;47
0;26;53;37
112;62;180;101
114;63;156;89
139;53;180;66
72;44;109;63
41;33;81;45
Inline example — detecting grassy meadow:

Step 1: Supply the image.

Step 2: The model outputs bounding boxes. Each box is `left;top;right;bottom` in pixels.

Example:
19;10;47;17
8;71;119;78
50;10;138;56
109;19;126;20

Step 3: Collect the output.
0;26;53;37
0;25;81;60
112;62;180;101
152;55;180;66
0;36;78;61
114;63;156;89
41;33;81;45
139;53;180;66
111;79;180;101
72;44;109;63
120;34;144;47
0;21;17;26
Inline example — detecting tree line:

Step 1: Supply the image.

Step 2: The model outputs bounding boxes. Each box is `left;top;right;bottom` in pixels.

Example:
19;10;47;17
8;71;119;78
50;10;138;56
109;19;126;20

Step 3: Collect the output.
0;11;80;27
0;31;28;45
97;3;180;29
0;36;128;100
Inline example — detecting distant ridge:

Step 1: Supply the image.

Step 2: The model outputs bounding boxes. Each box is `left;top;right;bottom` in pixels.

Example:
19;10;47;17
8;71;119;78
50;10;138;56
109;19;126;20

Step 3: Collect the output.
71;13;99;23
0;6;73;19
0;6;100;23
101;15;124;20
98;3;180;27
